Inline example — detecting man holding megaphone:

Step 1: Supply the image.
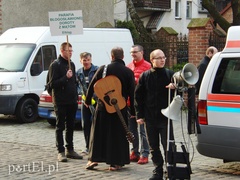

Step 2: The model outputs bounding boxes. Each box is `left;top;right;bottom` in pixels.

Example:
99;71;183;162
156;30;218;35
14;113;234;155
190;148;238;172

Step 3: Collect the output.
135;49;176;180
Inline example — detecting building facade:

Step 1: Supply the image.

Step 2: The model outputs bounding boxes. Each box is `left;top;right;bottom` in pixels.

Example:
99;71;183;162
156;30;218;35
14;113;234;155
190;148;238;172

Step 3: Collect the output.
114;0;208;35
0;0;114;34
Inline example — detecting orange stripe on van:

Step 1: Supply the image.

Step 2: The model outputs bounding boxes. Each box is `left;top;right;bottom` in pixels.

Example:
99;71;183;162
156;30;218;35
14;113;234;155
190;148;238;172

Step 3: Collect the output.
225;40;240;48
207;94;240;102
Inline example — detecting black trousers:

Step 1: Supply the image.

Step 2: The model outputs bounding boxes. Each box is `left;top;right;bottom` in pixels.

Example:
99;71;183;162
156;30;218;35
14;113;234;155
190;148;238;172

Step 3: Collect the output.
145;121;174;175
54;103;78;153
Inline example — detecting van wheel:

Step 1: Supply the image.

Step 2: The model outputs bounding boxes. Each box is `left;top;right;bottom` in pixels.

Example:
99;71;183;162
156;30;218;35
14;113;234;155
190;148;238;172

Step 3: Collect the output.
47;119;56;126
16;98;38;123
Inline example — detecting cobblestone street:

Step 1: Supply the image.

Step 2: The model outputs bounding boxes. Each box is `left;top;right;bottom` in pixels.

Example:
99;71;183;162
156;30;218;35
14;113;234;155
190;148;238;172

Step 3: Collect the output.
0;114;239;180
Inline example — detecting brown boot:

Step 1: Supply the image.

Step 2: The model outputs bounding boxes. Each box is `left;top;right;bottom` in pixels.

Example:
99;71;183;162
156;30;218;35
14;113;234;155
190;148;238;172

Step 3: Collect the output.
58;152;67;162
66;150;83;159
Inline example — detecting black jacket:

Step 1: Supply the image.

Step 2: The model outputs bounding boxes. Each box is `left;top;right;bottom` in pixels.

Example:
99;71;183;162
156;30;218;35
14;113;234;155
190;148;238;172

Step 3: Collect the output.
86;59;135;116
48;55;78;105
135;67;174;126
195;56;210;95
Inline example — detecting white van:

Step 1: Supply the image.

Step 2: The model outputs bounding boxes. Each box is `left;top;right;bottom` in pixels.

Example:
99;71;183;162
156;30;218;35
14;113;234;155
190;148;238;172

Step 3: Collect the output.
0;26;134;123
197;26;240;162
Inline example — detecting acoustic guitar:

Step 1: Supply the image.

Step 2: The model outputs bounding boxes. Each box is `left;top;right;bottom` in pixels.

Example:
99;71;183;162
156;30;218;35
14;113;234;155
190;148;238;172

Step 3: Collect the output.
94;75;134;143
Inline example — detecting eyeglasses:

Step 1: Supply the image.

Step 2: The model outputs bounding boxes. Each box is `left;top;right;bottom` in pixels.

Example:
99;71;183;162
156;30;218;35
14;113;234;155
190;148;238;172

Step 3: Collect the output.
64;50;74;53
153;56;166;60
130;50;140;54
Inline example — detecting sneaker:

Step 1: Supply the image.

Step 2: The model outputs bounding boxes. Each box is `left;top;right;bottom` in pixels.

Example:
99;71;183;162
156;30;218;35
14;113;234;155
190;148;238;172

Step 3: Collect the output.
58;152;67;162
66;150;83;159
130;151;140;162
137;156;149;164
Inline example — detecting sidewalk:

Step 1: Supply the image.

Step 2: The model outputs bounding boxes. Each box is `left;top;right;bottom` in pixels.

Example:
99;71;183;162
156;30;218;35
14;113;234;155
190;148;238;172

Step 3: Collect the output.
0;115;239;180
0;116;153;180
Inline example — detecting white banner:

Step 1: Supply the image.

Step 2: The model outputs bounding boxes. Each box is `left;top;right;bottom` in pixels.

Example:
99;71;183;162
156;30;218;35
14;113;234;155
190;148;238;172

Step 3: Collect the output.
48;10;83;36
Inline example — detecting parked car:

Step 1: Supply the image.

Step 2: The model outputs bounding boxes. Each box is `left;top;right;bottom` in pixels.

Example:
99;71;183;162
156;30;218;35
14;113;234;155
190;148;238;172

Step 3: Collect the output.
38;90;82;128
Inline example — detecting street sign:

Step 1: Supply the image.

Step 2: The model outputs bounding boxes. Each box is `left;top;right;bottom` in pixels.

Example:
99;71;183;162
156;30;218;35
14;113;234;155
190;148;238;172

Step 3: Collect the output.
48;10;83;36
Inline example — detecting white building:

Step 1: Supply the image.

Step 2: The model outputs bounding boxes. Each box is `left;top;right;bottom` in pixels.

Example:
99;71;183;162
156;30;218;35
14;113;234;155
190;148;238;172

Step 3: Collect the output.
114;0;208;35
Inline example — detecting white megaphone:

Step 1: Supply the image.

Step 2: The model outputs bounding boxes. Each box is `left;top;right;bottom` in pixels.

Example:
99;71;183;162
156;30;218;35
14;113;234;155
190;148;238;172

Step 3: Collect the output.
172;63;199;85
161;95;183;121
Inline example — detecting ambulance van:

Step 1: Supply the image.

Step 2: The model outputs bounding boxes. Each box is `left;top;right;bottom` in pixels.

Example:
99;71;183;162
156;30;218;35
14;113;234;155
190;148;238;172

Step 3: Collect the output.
197;26;240;162
0;26;134;123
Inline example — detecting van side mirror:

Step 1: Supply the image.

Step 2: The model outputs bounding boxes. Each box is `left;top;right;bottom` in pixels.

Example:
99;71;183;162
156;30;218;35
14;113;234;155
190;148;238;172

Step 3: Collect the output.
31;63;42;76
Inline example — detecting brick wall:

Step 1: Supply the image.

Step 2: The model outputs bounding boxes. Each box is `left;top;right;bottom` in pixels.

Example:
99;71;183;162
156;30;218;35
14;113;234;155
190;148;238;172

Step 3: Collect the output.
188;18;213;66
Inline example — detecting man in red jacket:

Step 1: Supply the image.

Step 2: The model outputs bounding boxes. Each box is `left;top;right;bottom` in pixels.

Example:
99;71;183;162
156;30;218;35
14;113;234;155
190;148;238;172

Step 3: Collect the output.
127;44;151;164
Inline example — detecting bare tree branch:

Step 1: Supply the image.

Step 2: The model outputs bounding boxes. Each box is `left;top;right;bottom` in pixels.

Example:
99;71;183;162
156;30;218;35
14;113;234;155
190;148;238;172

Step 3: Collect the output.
202;0;231;32
126;0;156;42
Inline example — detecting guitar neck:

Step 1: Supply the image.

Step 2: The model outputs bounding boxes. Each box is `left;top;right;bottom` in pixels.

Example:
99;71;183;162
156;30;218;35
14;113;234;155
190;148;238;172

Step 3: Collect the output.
113;104;129;133
112;100;134;143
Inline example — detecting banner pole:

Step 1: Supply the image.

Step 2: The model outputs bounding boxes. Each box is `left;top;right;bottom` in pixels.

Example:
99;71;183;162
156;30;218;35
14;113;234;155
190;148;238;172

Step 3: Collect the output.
66;35;71;70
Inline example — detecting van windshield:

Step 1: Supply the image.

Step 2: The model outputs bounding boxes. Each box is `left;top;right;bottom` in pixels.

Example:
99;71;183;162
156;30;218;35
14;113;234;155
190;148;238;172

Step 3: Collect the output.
0;44;36;72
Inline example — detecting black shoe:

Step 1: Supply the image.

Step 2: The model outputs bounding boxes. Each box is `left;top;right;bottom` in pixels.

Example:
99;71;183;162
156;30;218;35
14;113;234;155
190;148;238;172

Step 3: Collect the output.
149;173;163;180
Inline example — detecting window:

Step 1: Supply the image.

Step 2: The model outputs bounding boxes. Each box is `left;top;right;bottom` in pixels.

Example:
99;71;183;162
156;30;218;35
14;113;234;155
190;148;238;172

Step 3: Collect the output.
186;1;192;19
212;58;240;94
31;45;57;76
42;46;57;70
0;44;35;72
175;0;181;18
199;0;208;13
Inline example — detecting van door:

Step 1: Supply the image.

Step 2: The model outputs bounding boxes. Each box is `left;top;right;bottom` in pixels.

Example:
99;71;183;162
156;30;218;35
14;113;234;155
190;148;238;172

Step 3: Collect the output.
29;45;57;95
209;58;240;126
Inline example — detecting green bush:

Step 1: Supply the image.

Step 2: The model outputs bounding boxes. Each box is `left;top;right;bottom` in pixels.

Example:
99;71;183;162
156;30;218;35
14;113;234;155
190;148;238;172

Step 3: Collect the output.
115;20;140;42
170;62;188;72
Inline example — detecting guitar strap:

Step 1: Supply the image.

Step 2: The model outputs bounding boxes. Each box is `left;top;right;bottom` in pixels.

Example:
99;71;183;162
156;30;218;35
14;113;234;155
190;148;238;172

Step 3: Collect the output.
102;64;108;78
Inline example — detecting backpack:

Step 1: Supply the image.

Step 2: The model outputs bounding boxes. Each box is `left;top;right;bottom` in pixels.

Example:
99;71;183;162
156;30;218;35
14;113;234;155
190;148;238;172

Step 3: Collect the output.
45;59;60;96
45;73;52;96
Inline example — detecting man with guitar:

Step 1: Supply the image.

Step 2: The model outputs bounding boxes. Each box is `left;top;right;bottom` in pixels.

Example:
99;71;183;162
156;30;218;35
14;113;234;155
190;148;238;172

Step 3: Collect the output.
76;52;98;155
84;47;135;171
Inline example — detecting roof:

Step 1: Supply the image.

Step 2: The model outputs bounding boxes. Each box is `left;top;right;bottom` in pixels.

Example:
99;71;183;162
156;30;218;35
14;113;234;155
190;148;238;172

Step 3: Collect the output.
146;12;163;29
223;26;240;53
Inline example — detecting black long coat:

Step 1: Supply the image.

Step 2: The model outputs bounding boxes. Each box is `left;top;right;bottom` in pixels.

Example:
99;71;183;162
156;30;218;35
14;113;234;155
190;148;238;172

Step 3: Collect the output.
195;55;210;95
85;59;135;166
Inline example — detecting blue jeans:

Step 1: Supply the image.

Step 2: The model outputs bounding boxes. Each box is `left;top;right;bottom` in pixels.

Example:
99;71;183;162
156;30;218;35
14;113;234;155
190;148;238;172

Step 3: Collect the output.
81;103;93;150
129;117;149;157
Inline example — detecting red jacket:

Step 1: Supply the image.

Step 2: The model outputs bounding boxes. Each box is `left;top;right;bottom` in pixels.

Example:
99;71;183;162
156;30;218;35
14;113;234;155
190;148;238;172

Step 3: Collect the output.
127;59;151;106
127;59;151;84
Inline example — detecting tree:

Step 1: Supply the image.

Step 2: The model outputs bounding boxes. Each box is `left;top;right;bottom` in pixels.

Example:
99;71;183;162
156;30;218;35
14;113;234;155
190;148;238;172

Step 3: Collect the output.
125;0;156;42
202;0;240;33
